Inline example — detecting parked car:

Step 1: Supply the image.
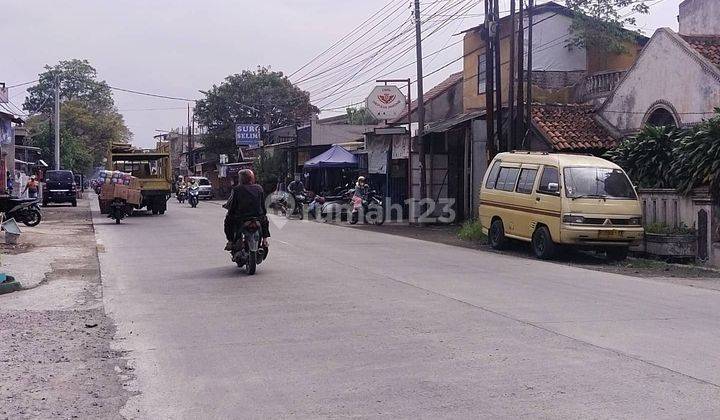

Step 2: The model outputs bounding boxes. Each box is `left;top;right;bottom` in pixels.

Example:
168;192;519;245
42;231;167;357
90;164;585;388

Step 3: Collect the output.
43;170;78;207
189;176;213;200
479;152;643;261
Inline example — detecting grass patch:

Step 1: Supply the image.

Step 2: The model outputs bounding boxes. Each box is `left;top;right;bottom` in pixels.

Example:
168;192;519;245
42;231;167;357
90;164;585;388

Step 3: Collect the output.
458;220;487;242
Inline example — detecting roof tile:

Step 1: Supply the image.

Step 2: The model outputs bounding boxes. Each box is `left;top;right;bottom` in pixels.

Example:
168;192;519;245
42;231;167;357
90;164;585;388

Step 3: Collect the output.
681;35;720;69
531;104;617;151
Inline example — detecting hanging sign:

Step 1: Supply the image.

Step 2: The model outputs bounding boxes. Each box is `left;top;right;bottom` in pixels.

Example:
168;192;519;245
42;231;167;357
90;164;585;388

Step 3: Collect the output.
366;85;406;120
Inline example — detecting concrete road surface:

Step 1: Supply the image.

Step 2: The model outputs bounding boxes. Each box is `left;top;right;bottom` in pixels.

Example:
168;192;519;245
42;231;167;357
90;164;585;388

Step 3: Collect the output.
92;199;720;419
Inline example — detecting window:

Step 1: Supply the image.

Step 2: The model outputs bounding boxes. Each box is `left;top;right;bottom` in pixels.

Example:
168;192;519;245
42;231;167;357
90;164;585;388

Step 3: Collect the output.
516;169;538;194
495;167;520;192
485;161;501;189
563;167;637;199
538;166;560;194
477;54;498;94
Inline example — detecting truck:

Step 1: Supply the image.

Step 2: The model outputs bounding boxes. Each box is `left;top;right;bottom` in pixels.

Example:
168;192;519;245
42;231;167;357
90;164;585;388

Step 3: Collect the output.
106;143;172;214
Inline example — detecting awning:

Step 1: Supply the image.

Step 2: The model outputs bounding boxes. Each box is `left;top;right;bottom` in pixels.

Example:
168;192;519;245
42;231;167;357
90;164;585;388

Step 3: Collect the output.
425;110;486;134
304;145;358;169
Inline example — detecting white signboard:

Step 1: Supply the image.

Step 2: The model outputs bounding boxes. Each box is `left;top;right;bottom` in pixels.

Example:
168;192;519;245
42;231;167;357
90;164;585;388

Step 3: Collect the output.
366;85;406;121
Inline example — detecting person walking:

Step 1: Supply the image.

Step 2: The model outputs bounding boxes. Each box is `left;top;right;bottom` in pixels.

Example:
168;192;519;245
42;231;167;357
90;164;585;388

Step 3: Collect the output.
22;175;39;199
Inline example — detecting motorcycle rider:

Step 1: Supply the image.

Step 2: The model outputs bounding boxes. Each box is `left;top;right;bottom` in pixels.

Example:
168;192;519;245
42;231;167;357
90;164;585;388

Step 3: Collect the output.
223;169;270;251
287;175;306;214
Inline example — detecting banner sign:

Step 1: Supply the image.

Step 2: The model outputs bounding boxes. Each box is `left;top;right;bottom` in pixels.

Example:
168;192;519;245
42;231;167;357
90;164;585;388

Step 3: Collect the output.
0;119;13;145
235;124;261;146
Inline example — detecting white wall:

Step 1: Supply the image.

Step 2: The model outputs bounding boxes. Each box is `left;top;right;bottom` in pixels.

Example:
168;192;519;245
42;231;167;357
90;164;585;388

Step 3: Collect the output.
600;28;720;134
679;0;720;36
527;12;587;72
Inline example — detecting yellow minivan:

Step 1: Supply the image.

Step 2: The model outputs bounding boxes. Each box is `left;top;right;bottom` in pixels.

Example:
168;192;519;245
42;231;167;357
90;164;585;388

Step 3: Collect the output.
479;152;643;260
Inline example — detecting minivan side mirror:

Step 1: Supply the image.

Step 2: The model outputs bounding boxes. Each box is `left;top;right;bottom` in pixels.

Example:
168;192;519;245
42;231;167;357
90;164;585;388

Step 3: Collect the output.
547;182;559;193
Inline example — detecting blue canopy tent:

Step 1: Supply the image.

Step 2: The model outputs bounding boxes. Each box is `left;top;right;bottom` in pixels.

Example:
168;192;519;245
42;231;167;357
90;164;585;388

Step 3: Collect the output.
303;145;358;169
303;145;358;193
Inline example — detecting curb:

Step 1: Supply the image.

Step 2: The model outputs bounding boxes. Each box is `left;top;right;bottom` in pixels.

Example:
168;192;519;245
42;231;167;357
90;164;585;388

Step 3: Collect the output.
0;276;21;295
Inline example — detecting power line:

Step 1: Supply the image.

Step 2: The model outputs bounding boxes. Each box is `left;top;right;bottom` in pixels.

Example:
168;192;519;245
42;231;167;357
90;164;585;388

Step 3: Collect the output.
108;86;197;102
6;79;39;89
290;0;409;80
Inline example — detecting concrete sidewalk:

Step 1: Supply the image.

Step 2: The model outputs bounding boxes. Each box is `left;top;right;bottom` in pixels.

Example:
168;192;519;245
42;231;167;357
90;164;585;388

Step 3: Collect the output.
0;199;130;419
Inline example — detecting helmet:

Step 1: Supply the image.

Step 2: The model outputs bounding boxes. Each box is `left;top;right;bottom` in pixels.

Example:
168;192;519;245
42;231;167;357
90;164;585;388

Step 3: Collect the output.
357;176;366;182
30;175;36;180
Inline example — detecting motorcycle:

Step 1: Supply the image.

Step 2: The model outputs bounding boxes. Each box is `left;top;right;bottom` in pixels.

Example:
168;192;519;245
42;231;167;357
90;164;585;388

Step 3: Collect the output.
188;187;199;208
176;188;187;203
0;197;42;227
308;187;354;222
349;190;385;225
279;191;309;220
230;218;268;275
108;198;126;224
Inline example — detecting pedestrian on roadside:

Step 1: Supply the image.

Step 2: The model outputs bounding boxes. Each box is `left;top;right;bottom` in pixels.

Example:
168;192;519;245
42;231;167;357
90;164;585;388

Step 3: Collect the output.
6;171;14;196
22;175;39;199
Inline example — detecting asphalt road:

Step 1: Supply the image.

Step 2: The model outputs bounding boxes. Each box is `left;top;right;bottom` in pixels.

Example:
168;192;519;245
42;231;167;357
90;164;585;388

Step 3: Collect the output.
92;199;720;419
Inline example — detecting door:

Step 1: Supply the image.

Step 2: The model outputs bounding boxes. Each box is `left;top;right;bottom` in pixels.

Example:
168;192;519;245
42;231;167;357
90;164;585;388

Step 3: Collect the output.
513;165;540;239
533;166;562;240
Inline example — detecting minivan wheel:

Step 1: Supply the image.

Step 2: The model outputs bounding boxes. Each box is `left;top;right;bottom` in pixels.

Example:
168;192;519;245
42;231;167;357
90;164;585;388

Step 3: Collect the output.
606;247;629;262
488;219;508;250
532;226;557;260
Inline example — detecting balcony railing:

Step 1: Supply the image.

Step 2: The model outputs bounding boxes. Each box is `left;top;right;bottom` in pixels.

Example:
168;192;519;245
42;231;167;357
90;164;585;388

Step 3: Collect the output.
581;70;626;100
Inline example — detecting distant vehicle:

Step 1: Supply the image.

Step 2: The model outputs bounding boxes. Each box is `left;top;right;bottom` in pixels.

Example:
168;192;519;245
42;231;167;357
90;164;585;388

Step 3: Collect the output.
43;170;78;207
188;185;199;208
479;152;643;261
188;176;213;200
107;145;172;215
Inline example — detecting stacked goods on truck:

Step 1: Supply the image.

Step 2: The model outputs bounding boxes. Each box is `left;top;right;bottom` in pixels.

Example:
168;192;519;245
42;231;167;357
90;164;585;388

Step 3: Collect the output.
97;174;143;214
106;144;172;215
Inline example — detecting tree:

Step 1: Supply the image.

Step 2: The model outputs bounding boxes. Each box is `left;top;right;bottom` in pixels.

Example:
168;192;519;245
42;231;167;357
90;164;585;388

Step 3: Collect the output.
195;67;318;157
346;107;378;125
22;60;131;173
24;59;114;114
254;150;287;193
565;0;651;54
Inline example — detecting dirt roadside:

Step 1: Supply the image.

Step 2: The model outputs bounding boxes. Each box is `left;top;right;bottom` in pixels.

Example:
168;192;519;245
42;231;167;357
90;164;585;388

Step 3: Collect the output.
343;222;720;291
0;199;131;419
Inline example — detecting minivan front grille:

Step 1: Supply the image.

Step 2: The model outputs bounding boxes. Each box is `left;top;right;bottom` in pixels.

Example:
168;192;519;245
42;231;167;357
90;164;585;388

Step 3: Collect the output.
582;218;633;226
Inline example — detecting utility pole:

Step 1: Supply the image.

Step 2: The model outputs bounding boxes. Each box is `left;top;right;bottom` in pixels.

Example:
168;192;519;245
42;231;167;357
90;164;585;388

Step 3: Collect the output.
54;75;60;170
485;0;496;158
508;0;517;151
414;0;427;202
493;0;503;152
525;0;534;149
187;104;194;174
516;0;525;145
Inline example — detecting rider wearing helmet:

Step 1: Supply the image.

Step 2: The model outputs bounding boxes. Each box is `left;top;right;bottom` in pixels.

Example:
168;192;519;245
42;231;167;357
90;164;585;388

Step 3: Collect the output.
353;176;369;200
223;169;270;250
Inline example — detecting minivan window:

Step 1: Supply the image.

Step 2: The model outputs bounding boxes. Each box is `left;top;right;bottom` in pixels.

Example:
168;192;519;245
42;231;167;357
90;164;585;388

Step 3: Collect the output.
516;169;538;194
495;167;520;192
197;178;210;186
484;161;501;189
564;167;637;199
538;167;559;194
47;171;74;183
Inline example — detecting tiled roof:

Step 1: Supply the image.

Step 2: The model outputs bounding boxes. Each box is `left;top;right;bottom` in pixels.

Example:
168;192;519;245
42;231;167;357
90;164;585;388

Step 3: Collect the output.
532;104;617;151
681;35;720;68
392;72;463;122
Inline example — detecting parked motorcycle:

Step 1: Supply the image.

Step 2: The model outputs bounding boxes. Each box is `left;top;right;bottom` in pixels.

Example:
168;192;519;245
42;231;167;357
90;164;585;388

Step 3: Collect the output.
0;197;42;227
349;190;385;225
188;187;199;208
108;198;126;224
308;187;355;222
230;218;267;275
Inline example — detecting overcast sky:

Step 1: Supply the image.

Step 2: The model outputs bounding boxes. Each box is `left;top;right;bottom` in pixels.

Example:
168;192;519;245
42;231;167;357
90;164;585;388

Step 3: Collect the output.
2;0;682;148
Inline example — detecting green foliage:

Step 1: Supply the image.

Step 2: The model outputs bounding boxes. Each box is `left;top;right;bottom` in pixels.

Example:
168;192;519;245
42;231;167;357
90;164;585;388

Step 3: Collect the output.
24;59;115;114
346;107;378;125
604;125;682;189
645;223;696;235
22;60;131;173
458;220;487;242
564;0;651;54
606;109;720;197
671;110;720;196
254;150;286;193
195;67;318;157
